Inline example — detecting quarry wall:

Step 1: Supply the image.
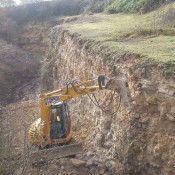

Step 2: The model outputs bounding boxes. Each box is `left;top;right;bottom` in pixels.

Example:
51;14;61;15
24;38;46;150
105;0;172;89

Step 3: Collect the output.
2;20;174;174
41;27;175;175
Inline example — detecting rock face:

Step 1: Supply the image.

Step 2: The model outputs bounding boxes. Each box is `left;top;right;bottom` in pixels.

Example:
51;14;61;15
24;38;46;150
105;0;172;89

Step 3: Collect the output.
41;27;175;175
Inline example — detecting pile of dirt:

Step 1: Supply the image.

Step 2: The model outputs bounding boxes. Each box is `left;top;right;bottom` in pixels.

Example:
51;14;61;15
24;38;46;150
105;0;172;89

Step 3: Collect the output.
0;40;40;104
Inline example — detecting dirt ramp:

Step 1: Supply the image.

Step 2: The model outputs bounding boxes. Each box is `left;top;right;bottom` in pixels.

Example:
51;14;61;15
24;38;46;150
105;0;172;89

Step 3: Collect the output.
0;40;40;104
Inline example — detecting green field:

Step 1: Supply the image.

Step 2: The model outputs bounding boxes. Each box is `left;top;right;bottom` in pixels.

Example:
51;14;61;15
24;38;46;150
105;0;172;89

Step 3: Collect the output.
62;3;175;62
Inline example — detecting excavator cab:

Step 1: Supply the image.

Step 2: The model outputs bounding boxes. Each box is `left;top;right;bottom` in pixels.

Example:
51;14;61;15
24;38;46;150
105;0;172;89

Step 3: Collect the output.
50;102;71;139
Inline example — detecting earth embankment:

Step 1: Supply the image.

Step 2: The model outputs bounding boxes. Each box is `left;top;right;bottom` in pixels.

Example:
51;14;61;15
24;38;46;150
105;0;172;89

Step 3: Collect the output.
0;40;40;104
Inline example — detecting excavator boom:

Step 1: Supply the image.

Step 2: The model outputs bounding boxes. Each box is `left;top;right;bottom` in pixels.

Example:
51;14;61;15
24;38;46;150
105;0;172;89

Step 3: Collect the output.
29;75;130;164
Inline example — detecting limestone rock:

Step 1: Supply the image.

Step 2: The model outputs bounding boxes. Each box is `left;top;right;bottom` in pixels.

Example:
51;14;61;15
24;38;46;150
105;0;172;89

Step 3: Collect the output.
99;168;105;175
15;168;23;175
71;159;86;167
166;113;175;122
86;160;93;167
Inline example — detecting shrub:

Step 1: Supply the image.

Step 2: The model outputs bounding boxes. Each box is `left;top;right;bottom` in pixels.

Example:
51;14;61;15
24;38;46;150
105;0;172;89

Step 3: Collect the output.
161;60;175;76
89;3;104;13
4;0;83;25
52;0;83;16
84;0;114;13
105;0;174;14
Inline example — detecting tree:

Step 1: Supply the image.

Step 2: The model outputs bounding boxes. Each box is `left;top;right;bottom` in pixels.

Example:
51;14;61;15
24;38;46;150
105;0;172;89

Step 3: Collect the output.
52;0;83;16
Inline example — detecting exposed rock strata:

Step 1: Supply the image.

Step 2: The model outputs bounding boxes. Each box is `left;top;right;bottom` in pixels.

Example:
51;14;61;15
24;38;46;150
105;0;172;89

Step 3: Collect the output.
41;28;175;175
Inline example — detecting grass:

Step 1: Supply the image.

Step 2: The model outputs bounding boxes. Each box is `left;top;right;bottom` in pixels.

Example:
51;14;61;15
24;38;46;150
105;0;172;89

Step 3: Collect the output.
108;36;175;61
61;2;175;62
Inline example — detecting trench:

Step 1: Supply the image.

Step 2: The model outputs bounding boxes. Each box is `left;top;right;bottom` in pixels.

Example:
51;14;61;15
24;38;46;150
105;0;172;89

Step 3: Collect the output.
40;28;175;175
0;53;118;175
0;21;175;175
11;76;41;103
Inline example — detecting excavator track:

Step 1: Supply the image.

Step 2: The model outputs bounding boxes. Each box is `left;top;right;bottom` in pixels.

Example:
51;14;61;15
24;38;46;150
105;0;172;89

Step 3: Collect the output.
30;142;83;165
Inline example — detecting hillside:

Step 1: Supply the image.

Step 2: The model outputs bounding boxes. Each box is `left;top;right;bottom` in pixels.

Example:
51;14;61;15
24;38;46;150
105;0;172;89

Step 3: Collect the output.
61;2;175;64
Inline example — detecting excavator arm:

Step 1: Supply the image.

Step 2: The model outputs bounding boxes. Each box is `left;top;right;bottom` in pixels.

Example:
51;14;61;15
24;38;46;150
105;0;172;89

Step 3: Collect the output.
29;75;130;164
42;76;107;104
38;75;108;141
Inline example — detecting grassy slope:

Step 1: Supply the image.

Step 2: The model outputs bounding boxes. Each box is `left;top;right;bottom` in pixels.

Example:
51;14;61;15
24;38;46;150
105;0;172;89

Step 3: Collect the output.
62;2;175;62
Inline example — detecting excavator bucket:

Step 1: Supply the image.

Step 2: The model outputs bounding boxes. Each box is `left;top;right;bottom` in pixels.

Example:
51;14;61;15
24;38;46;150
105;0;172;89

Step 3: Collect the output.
30;142;83;165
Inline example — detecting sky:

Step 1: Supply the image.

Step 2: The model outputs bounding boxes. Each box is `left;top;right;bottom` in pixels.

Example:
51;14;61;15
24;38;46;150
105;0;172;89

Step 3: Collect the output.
14;0;51;4
14;0;20;4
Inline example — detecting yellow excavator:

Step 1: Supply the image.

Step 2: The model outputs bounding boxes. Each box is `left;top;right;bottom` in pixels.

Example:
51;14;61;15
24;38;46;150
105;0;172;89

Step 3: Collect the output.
28;75;130;163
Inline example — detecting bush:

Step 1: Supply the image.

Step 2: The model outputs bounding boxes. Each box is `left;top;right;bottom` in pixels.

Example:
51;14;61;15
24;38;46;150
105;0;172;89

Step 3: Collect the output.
3;0;84;25
52;0;83;16
6;1;53;24
105;5;117;13
89;3;104;13
161;60;175;76
84;0;114;13
105;0;174;14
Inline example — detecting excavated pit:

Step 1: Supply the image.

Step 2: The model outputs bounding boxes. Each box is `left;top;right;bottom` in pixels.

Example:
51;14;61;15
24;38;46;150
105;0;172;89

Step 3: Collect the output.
0;21;175;175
